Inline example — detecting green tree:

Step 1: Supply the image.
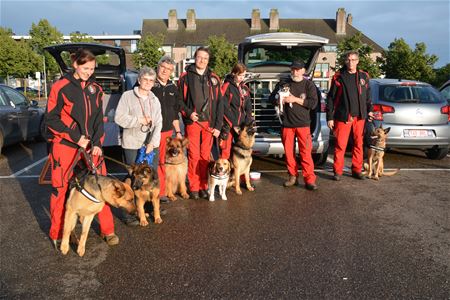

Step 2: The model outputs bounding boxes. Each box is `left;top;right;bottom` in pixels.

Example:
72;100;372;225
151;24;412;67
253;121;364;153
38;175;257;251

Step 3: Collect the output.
29;19;63;77
336;32;381;78
380;38;438;83
132;34;164;69
206;35;237;78
0;27;42;83
430;63;450;88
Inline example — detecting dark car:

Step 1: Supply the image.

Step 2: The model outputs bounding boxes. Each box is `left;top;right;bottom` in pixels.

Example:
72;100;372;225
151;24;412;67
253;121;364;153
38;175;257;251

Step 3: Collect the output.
45;43;137;146
15;86;44;98
370;78;450;159
0;84;45;154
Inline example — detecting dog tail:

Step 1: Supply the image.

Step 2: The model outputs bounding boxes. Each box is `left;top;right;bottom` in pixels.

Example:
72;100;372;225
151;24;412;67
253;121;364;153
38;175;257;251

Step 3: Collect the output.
361;162;369;175
382;168;400;176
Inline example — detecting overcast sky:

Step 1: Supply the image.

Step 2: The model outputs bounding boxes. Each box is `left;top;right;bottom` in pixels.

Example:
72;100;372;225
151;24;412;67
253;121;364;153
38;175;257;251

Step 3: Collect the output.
1;0;448;67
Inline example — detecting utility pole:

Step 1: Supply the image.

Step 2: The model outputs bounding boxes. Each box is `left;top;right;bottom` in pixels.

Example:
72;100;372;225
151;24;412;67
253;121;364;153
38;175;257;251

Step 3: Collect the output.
43;55;48;99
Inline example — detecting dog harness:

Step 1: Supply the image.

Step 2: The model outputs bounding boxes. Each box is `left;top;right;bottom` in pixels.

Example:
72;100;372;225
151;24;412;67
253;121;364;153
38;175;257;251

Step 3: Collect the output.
210;174;229;180
369;145;385;152
73;177;102;204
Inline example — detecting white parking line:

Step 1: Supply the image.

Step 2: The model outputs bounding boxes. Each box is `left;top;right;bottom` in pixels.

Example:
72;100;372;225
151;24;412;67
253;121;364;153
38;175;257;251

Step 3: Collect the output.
10;156;48;177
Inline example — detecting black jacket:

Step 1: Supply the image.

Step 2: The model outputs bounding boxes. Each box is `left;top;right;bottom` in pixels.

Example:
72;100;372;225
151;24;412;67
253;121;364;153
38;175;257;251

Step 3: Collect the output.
152;79;180;132
45;73;104;148
221;74;253;127
269;78;318;128
326;68;372;122
178;64;223;130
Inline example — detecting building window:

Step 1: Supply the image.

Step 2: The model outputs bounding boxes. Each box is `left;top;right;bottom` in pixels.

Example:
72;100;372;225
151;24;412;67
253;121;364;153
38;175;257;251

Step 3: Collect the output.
161;46;172;57
131;40;137;53
314;63;330;78
323;45;337;52
186;45;202;59
114;40;121;47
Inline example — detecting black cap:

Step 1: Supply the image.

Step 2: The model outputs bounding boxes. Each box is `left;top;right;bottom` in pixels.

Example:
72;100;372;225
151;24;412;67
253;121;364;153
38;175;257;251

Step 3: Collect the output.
290;60;306;69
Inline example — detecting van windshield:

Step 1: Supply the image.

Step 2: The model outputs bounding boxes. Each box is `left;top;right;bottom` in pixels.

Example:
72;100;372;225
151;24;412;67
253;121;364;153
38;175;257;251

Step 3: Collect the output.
379;85;444;103
244;46;314;68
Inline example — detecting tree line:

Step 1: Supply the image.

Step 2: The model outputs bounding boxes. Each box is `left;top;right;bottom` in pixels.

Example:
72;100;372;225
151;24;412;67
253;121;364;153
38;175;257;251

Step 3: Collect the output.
1;19;448;89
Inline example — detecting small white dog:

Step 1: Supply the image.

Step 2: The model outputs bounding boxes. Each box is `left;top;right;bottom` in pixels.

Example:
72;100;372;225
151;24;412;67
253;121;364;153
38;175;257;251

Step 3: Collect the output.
208;158;231;201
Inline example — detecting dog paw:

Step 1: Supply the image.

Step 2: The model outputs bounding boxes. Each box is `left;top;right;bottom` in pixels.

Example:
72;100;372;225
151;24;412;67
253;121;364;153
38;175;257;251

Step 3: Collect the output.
236;189;242;195
209;198;215;202
181;193;189;199
168;195;177;201
77;246;85;257
154;218;163;224
140;219;149;226
374;176;379;181
60;244;69;255
247;186;255;192
222;196;227;201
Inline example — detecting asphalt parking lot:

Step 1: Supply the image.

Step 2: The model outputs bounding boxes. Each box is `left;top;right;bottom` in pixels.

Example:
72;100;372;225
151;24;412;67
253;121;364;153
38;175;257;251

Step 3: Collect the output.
0;141;449;299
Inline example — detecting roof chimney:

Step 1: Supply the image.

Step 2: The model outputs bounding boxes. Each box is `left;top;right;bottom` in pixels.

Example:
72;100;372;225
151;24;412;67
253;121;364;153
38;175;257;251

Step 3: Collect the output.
269;9;279;31
336;8;346;35
168;9;178;30
347;13;353;26
251;9;261;31
186;9;196;30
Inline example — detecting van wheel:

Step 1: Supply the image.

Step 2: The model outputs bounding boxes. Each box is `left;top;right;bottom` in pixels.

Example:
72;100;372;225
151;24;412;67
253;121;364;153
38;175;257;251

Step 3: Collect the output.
313;147;329;166
425;147;448;160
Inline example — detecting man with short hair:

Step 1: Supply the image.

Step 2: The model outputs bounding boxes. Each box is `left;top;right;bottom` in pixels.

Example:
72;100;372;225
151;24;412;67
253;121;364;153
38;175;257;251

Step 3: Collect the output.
326;50;374;181
270;60;318;191
178;47;223;200
152;56;183;201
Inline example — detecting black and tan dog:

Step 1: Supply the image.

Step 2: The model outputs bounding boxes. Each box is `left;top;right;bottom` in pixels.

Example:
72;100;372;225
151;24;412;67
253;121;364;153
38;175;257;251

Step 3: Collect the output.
61;175;135;257
227;122;257;195
208;158;231;201
165;136;190;201
364;125;399;180
127;163;162;226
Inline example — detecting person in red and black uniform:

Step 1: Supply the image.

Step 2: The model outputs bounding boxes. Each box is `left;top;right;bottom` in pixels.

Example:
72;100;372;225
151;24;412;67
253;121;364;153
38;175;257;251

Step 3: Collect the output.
45;49;118;247
326;50;374;181
152;56;183;201
178;47;223;200
220;63;253;159
270;60;318;191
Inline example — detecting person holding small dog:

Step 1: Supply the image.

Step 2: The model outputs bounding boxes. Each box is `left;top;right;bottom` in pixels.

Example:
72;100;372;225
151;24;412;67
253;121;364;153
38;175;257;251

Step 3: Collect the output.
45;48;118;247
270;60;318;190
178;47;224;200
152;56;183;201
115;66;162;169
326;50;374;181
220;63;253;159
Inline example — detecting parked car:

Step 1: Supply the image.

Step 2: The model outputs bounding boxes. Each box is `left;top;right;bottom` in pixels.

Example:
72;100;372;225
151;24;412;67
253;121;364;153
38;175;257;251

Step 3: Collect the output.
238;32;330;165
15;87;44;98
45;43;137;147
369;78;450;159
0;84;45;154
439;80;450;104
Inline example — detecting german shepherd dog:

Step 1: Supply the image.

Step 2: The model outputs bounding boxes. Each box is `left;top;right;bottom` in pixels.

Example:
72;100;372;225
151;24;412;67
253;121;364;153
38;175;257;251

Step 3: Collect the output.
208;158;231;201
227;122;257;195
61;175;135;257
127;163;162;226
364;125;399;180
165;136;190;201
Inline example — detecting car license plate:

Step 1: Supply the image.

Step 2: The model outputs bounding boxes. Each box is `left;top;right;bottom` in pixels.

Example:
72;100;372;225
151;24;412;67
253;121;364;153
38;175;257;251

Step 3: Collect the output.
403;129;434;137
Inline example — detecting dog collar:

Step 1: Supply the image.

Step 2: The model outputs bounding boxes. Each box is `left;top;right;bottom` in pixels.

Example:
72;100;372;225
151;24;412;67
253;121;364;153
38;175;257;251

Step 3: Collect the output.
210;174;229;180
369;145;385;152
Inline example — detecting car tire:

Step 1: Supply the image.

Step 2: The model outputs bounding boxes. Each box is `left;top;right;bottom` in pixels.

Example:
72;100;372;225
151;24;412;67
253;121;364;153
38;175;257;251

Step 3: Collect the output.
425;147;449;160
0;130;3;155
313;147;329;166
37;119;47;142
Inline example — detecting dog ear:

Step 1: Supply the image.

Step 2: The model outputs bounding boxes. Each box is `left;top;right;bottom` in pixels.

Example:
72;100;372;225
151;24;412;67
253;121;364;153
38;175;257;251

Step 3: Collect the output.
124;178;132;186
113;181;126;198
182;137;189;147
166;136;172;144
208;161;215;173
126;164;134;175
384;127;391;134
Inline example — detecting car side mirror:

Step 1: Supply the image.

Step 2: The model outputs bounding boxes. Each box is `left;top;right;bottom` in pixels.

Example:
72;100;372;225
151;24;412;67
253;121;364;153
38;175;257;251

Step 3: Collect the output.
30;100;39;107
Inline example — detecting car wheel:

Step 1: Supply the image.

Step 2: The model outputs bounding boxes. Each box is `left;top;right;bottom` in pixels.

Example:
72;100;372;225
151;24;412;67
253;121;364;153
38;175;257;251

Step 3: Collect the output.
313;147;329;166
0;130;4;155
425;147;448;160
37;119;47;142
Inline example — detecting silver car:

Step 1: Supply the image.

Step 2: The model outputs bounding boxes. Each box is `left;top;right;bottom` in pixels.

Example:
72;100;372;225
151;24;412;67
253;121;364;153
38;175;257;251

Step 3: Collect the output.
370;78;450;159
238;33;330;165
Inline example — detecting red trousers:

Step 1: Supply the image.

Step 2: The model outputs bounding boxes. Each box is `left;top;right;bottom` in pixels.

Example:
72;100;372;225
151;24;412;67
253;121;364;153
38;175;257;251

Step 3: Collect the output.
281;127;316;184
49;142;114;240
157;130;173;197
219;133;233;159
333;117;365;175
185;122;213;192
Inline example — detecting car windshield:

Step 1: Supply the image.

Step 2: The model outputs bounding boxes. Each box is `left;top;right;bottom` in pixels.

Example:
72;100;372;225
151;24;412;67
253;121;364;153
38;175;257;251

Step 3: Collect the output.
379;85;444;103
244;45;314;68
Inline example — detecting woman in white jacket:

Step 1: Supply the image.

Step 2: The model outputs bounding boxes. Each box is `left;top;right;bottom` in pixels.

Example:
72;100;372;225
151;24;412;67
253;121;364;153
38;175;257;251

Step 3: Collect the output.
115;66;162;169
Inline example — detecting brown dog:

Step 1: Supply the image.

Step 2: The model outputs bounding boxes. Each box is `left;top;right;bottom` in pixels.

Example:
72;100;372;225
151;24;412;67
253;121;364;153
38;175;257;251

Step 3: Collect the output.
60;175;135;257
227;122;256;195
127;163;162;226
364;125;399;180
165;136;190;201
208;158;231;201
